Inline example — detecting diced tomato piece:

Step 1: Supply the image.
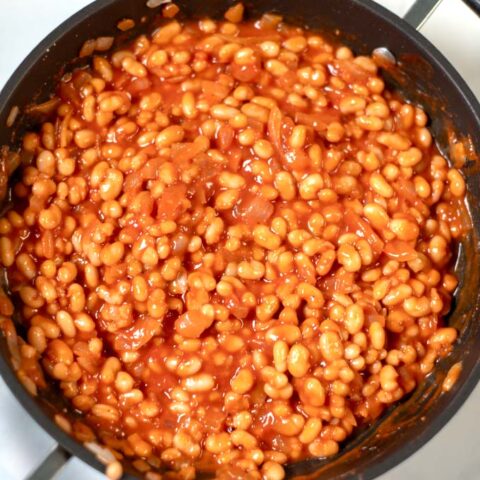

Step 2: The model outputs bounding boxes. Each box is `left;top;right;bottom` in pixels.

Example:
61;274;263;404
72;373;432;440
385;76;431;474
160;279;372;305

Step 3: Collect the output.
156;183;188;220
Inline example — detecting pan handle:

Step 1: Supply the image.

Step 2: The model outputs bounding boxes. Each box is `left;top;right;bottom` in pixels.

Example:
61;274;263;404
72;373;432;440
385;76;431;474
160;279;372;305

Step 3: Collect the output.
25;444;71;479
463;0;480;15
404;0;480;30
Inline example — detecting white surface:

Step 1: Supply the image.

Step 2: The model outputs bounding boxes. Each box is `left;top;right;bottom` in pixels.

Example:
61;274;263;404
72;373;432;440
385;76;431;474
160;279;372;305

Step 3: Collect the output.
421;0;480;97
0;1;479;479
0;376;57;480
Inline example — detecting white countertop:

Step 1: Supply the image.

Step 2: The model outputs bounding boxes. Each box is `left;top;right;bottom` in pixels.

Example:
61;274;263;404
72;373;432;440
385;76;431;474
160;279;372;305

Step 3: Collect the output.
0;1;479;479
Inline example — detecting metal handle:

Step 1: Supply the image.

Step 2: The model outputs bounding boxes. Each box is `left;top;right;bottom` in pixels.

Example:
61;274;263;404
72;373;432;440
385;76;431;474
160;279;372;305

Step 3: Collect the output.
463;0;480;15
25;444;71;480
404;0;480;30
403;0;443;30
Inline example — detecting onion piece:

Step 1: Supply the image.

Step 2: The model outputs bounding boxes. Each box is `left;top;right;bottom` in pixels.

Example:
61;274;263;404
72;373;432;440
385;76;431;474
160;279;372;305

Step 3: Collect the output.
113;317;162;351
268;106;284;160
172;136;210;163
25;97;61;116
85;442;116;465
268;107;310;170
331;59;371;85
321;271;355;296
383;240;418;261
257;13;283;29
6;106;19;127
344;211;384;257
0;146;20;200
295;110;341;132
234;191;274;226
394;177;419;205
175;310;214;338
172;271;188;294
147;0;171;8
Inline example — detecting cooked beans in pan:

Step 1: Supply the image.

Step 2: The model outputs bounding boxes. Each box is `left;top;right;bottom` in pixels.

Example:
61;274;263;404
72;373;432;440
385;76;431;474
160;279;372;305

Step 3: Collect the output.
0;4;467;479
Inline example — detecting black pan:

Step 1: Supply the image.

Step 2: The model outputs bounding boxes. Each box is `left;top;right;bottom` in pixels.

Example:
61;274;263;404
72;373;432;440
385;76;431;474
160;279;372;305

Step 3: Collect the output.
0;0;479;479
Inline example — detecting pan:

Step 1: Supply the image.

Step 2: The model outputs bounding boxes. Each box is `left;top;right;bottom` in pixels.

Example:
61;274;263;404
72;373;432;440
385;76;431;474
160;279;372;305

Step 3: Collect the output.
0;0;479;478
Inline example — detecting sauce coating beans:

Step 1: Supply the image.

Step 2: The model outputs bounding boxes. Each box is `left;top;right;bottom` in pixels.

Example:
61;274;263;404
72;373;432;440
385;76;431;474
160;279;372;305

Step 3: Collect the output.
0;6;467;480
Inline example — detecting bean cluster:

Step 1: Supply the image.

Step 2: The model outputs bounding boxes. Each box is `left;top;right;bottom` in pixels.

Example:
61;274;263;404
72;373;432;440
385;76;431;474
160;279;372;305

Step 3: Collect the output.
0;5;466;480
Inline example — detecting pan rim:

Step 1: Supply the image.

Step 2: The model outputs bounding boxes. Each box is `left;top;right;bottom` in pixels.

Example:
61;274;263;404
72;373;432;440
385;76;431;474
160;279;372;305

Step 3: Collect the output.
0;1;479;479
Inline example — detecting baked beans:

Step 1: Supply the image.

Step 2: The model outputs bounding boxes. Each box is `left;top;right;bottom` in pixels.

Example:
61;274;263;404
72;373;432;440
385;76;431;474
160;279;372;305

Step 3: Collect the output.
0;5;467;479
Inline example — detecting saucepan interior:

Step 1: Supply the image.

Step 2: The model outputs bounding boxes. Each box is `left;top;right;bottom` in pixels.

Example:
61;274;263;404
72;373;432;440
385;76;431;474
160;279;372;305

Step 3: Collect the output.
0;1;479;479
